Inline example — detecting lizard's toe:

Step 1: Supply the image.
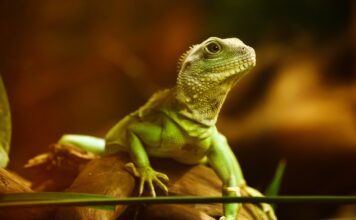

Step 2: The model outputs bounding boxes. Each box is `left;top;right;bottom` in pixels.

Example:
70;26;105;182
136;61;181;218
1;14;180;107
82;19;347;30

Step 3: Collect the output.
156;171;169;182
125;162;140;177
148;179;157;197
153;177;169;195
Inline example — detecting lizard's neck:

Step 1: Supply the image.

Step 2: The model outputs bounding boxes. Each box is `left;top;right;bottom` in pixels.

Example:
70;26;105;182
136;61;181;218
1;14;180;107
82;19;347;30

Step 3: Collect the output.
175;75;235;126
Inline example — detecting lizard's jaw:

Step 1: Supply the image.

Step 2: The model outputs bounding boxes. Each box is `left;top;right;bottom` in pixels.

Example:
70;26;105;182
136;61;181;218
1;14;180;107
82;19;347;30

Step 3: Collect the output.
209;54;256;78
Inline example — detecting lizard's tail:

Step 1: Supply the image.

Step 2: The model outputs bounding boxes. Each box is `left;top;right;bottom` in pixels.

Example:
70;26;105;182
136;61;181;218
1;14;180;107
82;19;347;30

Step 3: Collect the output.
58;134;105;155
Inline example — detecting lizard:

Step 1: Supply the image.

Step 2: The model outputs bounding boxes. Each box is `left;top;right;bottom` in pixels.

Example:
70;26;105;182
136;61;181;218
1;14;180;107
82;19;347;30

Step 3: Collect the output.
58;37;276;220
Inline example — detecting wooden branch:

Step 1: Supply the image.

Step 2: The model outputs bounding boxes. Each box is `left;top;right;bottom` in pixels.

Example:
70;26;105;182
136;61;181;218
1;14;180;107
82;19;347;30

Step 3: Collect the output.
0;168;53;219
53;150;272;220
55;154;135;220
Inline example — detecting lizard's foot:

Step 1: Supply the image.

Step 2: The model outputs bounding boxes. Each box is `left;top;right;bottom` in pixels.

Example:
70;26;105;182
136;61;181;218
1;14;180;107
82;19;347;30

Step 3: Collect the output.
223;186;277;220
125;162;169;197
243;186;277;220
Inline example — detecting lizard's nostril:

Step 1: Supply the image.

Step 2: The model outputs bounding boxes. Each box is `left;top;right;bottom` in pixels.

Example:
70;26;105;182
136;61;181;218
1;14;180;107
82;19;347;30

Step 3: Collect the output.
240;47;247;54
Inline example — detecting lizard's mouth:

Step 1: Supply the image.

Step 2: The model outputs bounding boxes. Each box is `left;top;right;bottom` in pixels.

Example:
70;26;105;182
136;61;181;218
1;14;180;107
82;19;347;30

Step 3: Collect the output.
209;53;256;74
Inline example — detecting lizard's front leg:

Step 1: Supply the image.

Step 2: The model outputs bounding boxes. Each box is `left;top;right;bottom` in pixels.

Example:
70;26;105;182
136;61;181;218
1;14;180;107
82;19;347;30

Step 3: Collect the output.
208;132;277;220
208;131;277;220
125;123;169;197
208;132;246;220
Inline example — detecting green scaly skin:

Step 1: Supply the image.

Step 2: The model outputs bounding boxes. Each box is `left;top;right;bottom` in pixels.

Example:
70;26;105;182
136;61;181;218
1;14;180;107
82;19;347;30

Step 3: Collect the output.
59;37;276;219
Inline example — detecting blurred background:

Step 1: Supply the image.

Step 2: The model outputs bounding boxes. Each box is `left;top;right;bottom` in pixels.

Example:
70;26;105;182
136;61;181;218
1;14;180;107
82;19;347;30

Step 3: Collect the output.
0;0;355;219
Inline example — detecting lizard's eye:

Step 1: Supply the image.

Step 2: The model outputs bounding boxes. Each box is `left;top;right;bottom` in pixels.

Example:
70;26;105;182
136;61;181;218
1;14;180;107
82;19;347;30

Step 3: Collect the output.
205;42;221;54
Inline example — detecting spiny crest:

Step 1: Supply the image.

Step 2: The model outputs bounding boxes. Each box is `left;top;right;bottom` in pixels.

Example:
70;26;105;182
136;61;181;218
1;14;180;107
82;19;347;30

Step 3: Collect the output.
177;44;197;73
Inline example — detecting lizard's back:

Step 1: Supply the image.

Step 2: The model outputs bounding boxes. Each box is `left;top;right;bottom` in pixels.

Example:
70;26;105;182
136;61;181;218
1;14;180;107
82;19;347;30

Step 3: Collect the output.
104;89;175;155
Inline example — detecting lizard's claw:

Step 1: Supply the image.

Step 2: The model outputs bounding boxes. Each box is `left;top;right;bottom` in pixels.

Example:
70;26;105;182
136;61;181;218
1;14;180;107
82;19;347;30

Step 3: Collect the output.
243;186;277;220
221;185;277;220
125;162;169;197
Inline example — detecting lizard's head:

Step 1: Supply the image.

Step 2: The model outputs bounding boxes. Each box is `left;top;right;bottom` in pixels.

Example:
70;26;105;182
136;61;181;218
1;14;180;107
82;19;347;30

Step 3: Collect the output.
177;37;255;88
176;37;256;125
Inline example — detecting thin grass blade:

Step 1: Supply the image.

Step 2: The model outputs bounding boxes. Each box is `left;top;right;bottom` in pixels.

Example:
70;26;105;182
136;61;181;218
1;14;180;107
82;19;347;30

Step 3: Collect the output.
265;159;287;196
0;75;11;168
1;192;356;209
0;192;116;211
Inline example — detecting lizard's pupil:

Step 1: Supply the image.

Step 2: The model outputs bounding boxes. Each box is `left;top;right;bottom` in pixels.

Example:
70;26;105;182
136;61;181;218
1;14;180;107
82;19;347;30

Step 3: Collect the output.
206;42;221;54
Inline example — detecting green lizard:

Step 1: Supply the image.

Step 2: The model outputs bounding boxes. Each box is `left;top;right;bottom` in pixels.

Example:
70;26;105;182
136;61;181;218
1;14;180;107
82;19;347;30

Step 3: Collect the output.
59;37;276;219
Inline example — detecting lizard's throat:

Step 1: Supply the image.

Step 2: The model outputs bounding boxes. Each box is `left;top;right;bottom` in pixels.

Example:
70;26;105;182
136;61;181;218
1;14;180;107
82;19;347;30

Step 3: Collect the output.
176;77;235;126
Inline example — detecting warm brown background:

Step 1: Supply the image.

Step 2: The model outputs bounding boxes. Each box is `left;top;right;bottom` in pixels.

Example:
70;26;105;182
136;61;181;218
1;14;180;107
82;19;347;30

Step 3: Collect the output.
0;1;355;219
